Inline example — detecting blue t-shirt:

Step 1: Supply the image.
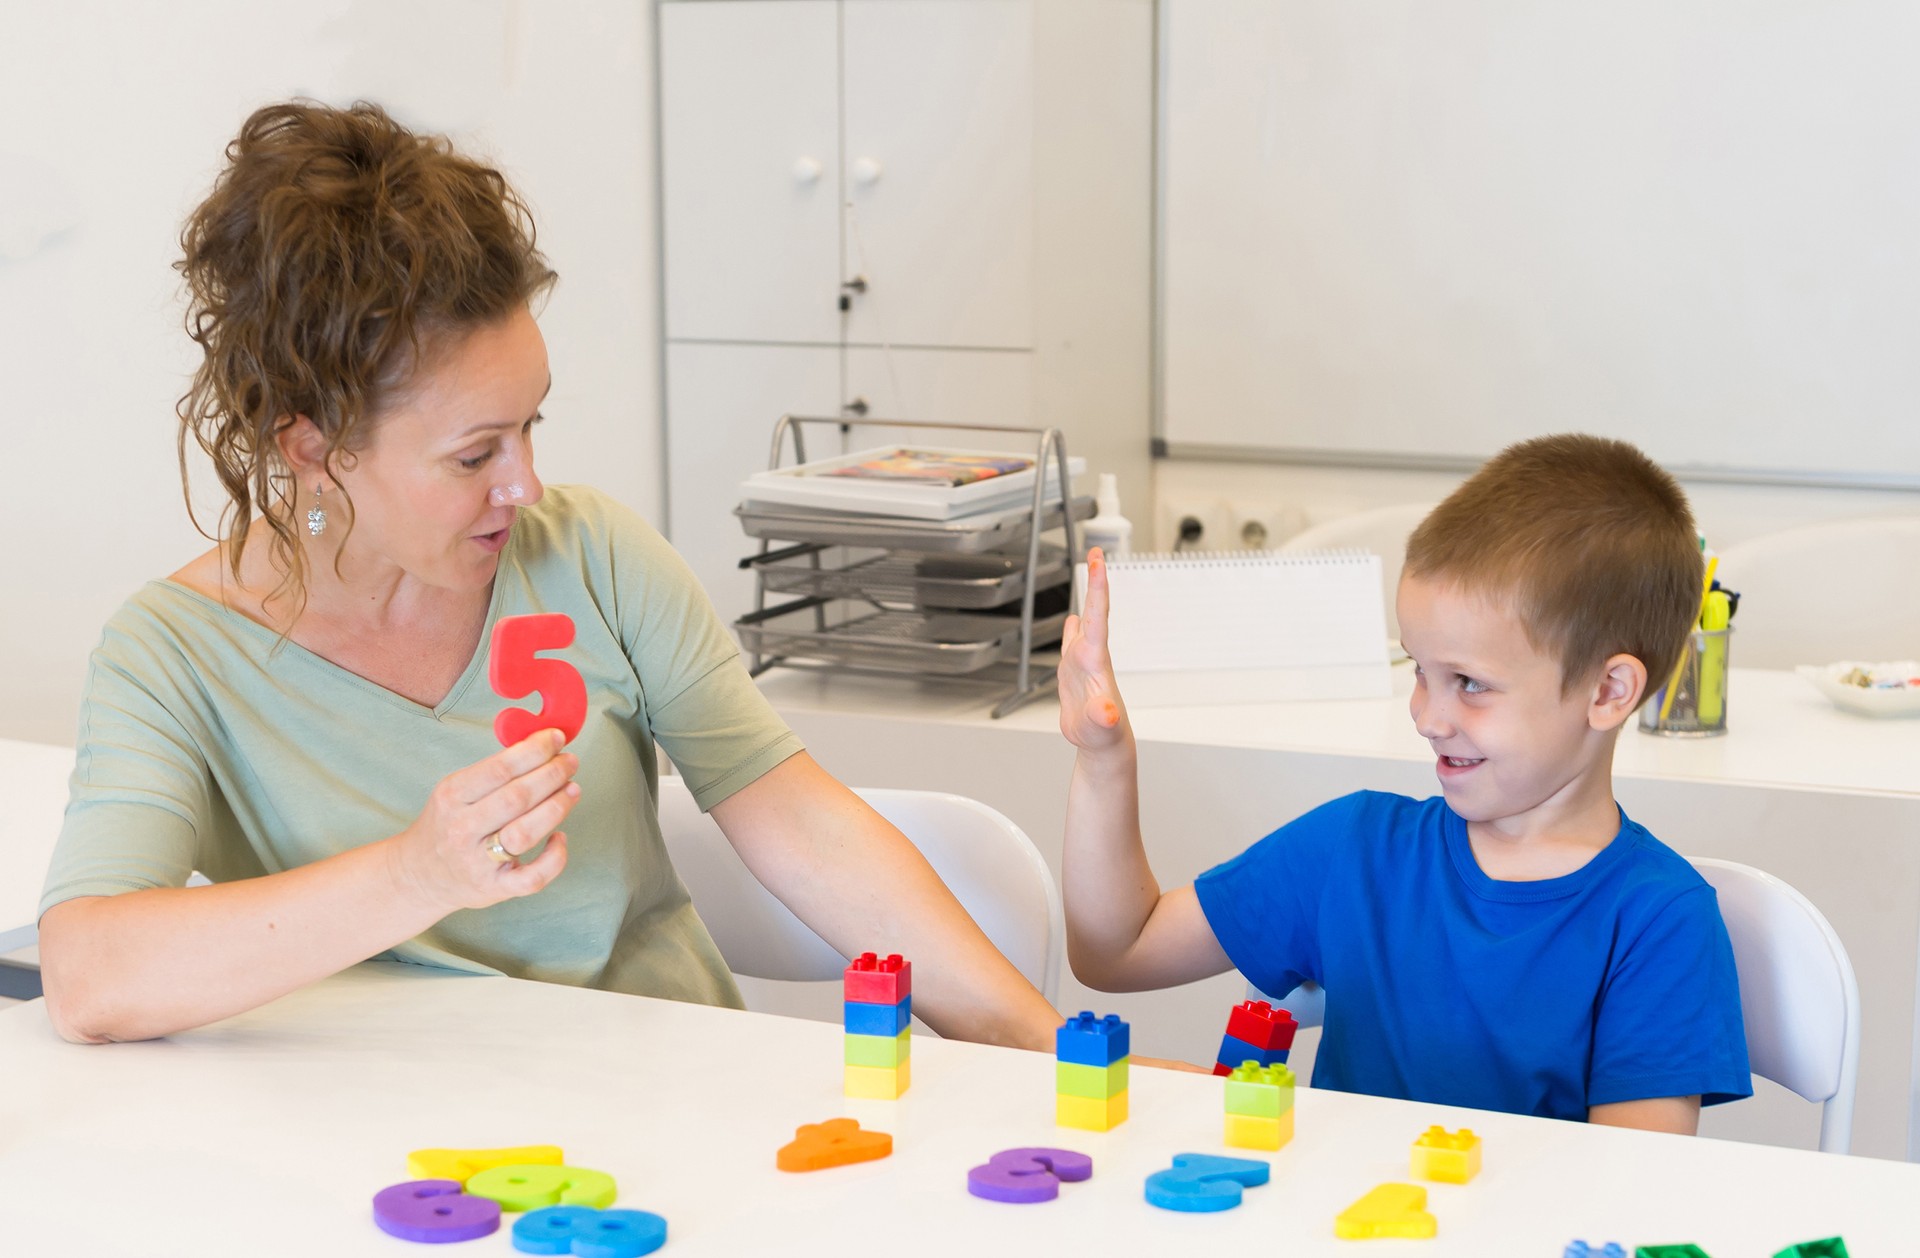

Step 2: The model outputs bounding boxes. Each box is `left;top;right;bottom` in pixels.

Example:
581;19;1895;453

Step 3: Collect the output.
1194;791;1750;1121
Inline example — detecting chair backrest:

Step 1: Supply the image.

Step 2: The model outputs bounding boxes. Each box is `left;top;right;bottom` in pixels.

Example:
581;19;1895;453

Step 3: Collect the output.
1691;857;1860;1154
1250;859;1860;1153
1279;502;1437;642
655;775;1063;1006
1714;515;1920;669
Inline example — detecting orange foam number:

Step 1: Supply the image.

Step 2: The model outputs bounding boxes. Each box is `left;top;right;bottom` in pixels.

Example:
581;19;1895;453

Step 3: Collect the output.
776;1118;893;1172
1334;1182;1438;1240
489;613;587;747
405;1146;564;1185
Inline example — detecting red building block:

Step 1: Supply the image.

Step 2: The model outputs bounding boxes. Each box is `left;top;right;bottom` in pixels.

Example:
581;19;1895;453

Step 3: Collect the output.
1225;1001;1298;1053
844;952;911;1005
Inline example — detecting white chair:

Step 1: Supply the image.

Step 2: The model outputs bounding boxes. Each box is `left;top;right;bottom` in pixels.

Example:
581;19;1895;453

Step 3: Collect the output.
1248;859;1859;1153
1693;858;1860;1154
655;774;1064;1023
1279;502;1437;641
1713;515;1920;670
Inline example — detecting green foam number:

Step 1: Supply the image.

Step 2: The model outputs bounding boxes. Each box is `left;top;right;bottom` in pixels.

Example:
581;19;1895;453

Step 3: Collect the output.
465;1163;617;1213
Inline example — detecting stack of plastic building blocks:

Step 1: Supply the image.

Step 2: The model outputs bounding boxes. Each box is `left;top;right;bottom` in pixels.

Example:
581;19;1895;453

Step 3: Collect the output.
1213;999;1298;1076
843;953;911;1099
1222;1061;1295;1150
1055;1012;1130;1131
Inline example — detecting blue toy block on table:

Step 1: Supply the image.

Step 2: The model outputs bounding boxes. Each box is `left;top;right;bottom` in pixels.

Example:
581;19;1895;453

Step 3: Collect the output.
1215;1030;1288;1071
844;996;912;1038
1565;1244;1627;1258
1056;1012;1129;1066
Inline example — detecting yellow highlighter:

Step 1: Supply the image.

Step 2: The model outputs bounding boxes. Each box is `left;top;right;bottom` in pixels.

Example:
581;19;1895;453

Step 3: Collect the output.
1697;589;1732;728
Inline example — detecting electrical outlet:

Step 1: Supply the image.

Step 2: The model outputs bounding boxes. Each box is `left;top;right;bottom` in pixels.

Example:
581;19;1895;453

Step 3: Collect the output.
1224;500;1305;551
1154;497;1234;552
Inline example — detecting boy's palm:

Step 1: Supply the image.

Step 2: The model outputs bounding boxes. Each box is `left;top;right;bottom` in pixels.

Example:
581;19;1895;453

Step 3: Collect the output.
1058;548;1130;751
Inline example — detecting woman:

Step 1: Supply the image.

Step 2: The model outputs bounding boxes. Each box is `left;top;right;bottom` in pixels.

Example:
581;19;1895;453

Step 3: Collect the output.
38;101;1060;1051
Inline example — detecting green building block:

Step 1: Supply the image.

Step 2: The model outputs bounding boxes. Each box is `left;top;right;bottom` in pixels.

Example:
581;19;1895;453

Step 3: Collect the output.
1055;1058;1128;1099
1223;1061;1295;1118
845;1029;911;1068
1635;1247;1713;1258
1774;1241;1849;1258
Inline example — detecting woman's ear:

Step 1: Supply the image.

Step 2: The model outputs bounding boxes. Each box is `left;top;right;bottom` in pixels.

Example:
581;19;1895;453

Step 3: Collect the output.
274;415;330;485
1589;652;1649;732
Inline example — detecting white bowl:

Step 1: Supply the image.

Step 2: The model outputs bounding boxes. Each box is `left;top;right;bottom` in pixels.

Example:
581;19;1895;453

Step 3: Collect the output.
1796;661;1920;718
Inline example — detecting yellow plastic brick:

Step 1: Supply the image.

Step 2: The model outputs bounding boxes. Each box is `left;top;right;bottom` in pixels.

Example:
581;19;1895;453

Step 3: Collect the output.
1224;1109;1294;1151
1410;1125;1481;1184
844;1060;911;1100
1055;1089;1129;1132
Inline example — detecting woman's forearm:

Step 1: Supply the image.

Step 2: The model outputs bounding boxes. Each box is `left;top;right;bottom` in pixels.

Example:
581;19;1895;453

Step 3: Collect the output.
38;836;444;1044
712;753;1062;1052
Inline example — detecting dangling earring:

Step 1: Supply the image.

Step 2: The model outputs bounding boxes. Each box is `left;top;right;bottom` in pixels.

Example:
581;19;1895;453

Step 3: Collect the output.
306;484;328;537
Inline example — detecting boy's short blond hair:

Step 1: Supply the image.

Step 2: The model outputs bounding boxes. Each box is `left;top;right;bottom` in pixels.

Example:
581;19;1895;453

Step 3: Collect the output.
1403;434;1702;701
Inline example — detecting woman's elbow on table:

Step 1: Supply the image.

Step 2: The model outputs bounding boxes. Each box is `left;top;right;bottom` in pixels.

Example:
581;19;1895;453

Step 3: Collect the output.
38;899;129;1045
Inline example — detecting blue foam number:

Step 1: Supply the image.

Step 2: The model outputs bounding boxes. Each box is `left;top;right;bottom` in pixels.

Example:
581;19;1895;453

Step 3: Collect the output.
513;1205;668;1258
1143;1153;1271;1213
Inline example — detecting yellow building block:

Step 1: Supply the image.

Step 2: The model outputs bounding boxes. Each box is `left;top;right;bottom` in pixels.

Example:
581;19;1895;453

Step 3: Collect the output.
844;1060;911;1100
1223;1108;1294;1151
1335;1183;1437;1240
406;1146;564;1184
1410;1125;1481;1184
1056;1089;1129;1132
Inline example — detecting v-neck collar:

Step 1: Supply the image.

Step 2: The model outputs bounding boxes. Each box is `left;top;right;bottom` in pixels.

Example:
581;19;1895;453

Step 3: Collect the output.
155;532;515;720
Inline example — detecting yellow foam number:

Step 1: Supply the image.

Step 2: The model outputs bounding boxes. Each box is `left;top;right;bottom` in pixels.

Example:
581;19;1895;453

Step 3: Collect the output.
465;1164;617;1213
406;1146;565;1185
1334;1182;1438;1240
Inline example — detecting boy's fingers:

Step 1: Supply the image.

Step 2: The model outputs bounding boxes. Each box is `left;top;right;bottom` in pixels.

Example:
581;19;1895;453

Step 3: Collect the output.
1081;550;1111;648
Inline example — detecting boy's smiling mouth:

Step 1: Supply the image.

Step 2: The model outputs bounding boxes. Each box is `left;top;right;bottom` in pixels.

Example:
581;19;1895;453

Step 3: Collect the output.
1437;754;1486;776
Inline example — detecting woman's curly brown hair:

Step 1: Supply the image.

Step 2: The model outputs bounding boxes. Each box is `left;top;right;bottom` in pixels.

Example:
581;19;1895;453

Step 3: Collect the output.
176;99;557;618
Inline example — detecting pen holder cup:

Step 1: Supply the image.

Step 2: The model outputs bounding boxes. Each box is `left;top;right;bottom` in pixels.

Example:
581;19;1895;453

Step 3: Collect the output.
1640;627;1731;737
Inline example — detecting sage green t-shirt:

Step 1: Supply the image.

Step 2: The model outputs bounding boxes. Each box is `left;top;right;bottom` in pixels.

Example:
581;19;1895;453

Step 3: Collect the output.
40;484;803;1007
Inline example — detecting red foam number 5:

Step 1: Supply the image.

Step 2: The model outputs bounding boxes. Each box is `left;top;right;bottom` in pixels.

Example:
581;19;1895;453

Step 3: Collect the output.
488;613;587;748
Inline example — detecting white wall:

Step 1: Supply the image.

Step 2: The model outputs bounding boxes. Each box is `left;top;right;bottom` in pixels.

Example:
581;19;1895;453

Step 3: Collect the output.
0;0;661;743
1154;460;1920;556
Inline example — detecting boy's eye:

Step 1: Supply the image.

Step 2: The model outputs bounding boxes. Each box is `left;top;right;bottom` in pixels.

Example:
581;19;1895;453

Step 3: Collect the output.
1460;676;1488;694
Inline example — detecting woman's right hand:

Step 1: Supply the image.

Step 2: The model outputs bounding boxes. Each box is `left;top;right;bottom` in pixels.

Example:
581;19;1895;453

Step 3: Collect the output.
1058;547;1133;754
390;728;579;914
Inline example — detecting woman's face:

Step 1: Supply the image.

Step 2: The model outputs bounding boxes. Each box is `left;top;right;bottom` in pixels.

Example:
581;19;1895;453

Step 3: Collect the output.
332;306;551;593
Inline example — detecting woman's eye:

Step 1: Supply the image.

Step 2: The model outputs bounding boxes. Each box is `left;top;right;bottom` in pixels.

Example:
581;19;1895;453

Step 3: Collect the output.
458;450;491;471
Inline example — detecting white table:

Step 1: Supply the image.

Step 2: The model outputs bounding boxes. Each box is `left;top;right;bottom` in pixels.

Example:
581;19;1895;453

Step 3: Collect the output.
758;666;1920;1161
0;737;73;955
0;963;1907;1255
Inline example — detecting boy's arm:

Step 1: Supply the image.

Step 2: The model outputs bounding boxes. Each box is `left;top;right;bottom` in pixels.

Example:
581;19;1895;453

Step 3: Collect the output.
1588;1096;1701;1135
1060;550;1233;992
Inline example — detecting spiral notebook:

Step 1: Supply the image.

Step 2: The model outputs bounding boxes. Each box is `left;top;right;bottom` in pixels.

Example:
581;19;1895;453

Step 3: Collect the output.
1079;550;1391;706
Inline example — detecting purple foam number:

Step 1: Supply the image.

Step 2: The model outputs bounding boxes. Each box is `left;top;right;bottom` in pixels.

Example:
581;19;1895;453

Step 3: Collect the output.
966;1147;1094;1203
373;1179;502;1243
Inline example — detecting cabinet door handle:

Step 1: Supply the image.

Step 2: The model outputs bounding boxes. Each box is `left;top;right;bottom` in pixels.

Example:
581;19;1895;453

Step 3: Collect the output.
851;157;884;188
792;156;824;186
842;397;870;417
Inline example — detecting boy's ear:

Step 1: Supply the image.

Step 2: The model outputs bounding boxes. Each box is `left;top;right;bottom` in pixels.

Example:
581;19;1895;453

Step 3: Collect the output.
1588;653;1648;732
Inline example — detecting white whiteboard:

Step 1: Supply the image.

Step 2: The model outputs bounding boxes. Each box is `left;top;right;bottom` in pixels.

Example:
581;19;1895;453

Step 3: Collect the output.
1158;2;1920;486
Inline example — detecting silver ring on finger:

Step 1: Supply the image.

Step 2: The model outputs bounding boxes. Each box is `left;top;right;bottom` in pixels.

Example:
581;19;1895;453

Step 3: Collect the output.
483;833;513;864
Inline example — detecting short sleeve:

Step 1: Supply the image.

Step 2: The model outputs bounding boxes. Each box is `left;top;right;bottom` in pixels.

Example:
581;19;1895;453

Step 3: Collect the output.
1193;794;1358;999
590;493;803;811
39;630;211;916
1587;884;1753;1108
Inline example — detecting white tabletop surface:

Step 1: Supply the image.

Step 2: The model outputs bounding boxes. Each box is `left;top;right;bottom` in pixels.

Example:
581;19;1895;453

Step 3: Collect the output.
0;737;73;951
0;964;1909;1256
759;664;1920;798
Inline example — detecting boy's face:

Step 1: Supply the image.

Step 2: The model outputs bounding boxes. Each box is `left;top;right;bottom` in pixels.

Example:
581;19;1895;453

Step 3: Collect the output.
1397;574;1639;832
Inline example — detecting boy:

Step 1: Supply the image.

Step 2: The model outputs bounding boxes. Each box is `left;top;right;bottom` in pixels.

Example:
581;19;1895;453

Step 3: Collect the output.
1059;435;1749;1133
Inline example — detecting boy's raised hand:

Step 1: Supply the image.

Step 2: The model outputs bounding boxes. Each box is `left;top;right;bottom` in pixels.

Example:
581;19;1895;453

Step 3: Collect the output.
1058;547;1132;752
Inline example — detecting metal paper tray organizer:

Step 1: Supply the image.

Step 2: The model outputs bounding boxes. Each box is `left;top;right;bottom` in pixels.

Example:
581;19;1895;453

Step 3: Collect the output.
732;416;1086;718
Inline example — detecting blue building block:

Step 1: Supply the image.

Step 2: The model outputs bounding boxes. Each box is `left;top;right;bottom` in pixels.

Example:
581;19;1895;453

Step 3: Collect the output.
1566;1244;1627;1258
844;996;911;1037
1056;1012;1130;1066
1216;1030;1288;1069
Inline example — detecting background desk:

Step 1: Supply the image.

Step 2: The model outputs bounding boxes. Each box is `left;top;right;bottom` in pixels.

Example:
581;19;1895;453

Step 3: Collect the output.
759;666;1920;1161
1;963;1910;1255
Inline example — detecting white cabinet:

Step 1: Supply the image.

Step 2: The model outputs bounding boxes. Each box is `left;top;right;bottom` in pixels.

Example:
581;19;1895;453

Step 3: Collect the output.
841;0;1033;350
658;0;1152;628
659;1;841;344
